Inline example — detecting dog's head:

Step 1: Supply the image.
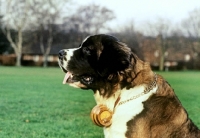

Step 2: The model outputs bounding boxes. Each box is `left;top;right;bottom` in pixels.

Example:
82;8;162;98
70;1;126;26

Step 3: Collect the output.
58;34;139;97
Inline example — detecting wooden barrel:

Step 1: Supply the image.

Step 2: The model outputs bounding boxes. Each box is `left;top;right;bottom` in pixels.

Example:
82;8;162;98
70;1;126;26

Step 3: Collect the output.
90;105;113;127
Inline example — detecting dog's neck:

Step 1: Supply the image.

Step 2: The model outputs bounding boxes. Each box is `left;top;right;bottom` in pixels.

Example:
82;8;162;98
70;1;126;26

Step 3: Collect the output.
94;73;158;112
116;73;157;107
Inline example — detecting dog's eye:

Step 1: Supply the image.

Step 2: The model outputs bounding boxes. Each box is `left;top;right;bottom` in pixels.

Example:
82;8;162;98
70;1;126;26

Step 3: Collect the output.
83;47;91;55
81;76;93;84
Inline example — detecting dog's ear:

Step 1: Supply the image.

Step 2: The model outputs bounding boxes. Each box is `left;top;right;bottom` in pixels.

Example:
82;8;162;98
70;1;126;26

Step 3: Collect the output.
97;41;132;77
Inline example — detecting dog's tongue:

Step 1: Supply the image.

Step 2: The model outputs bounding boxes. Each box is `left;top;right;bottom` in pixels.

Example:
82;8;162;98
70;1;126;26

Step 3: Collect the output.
63;72;72;84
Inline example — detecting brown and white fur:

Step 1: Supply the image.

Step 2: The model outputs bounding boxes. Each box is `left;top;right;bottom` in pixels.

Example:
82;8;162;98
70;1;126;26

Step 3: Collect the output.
58;34;200;138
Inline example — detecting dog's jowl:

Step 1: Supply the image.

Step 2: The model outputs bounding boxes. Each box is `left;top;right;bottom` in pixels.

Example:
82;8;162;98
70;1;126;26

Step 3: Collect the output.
58;34;200;138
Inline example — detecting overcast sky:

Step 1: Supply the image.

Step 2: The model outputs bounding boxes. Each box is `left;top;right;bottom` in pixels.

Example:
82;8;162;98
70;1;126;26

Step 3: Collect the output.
74;0;200;33
1;0;200;34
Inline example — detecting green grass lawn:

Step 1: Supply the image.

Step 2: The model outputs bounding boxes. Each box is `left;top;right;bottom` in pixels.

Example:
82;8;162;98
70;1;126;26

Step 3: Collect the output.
0;67;200;138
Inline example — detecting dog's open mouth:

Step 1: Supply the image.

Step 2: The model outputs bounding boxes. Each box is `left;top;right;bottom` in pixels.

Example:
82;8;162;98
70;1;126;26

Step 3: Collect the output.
59;64;76;84
63;72;74;84
59;63;93;85
62;72;93;85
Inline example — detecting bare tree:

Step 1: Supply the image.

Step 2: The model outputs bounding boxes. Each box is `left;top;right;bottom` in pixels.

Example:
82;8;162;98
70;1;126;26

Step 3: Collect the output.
30;0;69;67
147;18;171;71
182;8;200;69
117;20;144;60
68;4;115;35
182;8;200;37
1;0;31;66
1;0;69;67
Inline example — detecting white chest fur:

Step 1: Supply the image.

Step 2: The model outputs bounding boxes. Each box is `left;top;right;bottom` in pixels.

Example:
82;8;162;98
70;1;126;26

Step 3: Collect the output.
94;85;157;138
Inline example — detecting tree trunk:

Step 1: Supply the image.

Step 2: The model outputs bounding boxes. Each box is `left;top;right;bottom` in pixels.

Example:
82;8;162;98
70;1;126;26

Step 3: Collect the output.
43;54;48;67
156;34;166;71
43;22;53;67
16;52;21;66
159;54;164;71
16;26;23;67
3;26;22;66
2;0;29;67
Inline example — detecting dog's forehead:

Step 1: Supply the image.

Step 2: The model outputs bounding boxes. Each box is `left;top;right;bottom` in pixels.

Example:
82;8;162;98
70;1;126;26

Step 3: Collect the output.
80;35;119;48
80;35;95;48
82;35;91;44
80;36;99;49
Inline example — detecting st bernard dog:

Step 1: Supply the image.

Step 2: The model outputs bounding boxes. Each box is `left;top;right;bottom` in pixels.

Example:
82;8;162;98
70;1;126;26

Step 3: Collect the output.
58;34;200;138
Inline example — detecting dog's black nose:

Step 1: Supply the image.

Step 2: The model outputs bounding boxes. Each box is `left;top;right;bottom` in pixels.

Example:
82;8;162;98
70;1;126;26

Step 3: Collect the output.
59;50;66;56
58;50;67;59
